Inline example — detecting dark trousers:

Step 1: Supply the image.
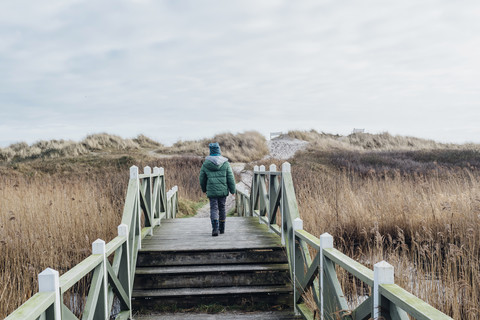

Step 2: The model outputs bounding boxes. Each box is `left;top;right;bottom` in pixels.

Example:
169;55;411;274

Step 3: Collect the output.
209;196;226;220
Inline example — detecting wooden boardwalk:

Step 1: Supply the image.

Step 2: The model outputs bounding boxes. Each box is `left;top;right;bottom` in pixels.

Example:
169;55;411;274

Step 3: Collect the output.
132;217;299;319
140;217;282;251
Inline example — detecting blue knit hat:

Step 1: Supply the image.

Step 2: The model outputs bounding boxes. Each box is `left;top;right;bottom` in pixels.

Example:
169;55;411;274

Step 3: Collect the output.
209;142;221;156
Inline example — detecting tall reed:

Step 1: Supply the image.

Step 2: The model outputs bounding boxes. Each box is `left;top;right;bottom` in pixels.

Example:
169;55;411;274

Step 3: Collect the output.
290;163;480;319
0;156;205;318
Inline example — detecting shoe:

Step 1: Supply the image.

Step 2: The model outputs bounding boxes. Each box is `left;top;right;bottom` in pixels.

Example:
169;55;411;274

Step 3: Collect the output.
219;220;225;234
211;219;219;237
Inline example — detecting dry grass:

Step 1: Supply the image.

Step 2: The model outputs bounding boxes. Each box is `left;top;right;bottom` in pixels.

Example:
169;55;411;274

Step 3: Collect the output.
286;129;480;151
156;131;268;162
285;150;480;319
0;155;206;318
0;133;164;162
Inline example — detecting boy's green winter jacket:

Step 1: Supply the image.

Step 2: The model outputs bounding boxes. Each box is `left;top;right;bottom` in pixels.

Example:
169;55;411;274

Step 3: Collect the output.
199;156;236;198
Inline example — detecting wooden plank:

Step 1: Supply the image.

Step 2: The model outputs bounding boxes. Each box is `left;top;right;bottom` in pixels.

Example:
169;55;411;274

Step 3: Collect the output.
81;265;104;320
106;261;130;309
352;296;372;320
323;248;374;287
380;284;452;320
296;252;320;301
323;258;349;316
105;236;125;257
60;255;103;293
297;303;315;320
295;230;320;250
5;292;55;320
120;180;138;226
270;224;281;236
115;310;130;320
389;301;410;320
61;305;79;320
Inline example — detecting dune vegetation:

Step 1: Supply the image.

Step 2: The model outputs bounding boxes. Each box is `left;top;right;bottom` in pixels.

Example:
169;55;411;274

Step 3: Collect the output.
1;130;479;318
254;131;480;319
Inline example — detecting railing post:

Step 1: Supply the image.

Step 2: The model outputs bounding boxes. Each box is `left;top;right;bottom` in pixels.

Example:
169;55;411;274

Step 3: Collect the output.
373;261;394;319
268;164;277;233
173;186;178;218
38;268;61;320
259;165;266;223
320;233;333;320
118;224;132;319
130;165;141;249
292;217;303;315
93;239;108;320
252;166;259;217
144;166;154;236
280;162;291;245
153;167;160;222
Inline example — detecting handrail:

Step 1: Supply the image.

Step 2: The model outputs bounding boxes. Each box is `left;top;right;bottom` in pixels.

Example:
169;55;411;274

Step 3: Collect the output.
6;165;178;320
235;162;452;320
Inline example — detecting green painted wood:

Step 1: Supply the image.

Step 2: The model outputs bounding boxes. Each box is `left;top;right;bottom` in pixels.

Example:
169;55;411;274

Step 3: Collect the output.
115;310;130;320
259;177;268;217
259;215;269;225
106;260;130;309
268;183;281;225
81;265;104;320
323;258;349;319
380;284;452;320
295;252;320;303
297;303;315;320
352;296;372;320
389;301;410;320
5;292;55;320
141;227;152;240
295;230;320;250
140;189;152;227
60;255;103;293
120;179;139;226
270;224;281;236
323;248;374;287
105;236;126;257
61;304;79;320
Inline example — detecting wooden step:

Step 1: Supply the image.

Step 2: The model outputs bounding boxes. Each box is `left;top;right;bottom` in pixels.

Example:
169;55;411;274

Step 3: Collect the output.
137;247;288;267
134;263;290;289
134;311;303;319
132;285;294;310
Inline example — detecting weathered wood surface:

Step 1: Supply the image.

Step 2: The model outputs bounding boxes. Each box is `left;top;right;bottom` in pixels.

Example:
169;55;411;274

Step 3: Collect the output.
135;311;302;319
133;216;295;314
139;217;283;251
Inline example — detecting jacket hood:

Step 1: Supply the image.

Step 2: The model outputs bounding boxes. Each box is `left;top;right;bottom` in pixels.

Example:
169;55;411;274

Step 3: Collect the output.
205;155;228;169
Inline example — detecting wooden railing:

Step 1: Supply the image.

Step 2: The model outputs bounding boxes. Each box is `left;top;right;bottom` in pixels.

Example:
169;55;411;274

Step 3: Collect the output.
235;162;453;320
5;165;178;320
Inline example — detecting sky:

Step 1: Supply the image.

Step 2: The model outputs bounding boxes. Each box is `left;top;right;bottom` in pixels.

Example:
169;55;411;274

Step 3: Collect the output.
1;0;480;147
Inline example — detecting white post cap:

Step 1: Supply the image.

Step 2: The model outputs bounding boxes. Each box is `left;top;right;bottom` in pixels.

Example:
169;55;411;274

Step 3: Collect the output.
282;162;291;172
39;268;59;292
153;166;160;174
259;165;266;172
158;167;164;175
130;165;139;179
118;224;129;237
144;166;152;175
254;165;259;172
173;186;178;192
293;217;303;230
374;261;394;284
92;239;106;254
320;233;333;248
269;164;277;172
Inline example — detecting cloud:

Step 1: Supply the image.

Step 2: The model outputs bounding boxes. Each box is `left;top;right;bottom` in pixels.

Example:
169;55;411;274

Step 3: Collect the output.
0;0;479;146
